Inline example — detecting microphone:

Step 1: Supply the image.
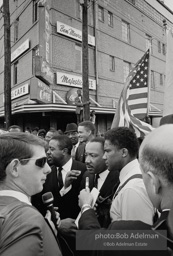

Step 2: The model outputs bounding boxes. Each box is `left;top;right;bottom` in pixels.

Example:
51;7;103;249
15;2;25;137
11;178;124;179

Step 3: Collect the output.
42;192;57;228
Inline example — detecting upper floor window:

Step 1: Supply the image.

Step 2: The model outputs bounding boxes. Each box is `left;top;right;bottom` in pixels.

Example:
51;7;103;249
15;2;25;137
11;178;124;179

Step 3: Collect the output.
108;11;113;27
146;34;152;51
33;0;38;23
160;73;164;86
158;41;161;53
14;17;19;42
123;61;131;82
162;43;166;55
13;61;18;85
98;6;104;22
151;70;155;89
110;55;115;71
122;20;130;43
76;0;83;20
75;44;82;72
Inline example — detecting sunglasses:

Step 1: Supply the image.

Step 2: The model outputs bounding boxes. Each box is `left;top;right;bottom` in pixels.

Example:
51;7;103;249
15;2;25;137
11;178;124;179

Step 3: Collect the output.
20;157;47;168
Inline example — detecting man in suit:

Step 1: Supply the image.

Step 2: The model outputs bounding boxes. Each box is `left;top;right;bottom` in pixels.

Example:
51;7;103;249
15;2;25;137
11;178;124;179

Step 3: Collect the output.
32;135;86;220
0;132;62;256
80;137;119;227
77;125;173;255
64;123;85;163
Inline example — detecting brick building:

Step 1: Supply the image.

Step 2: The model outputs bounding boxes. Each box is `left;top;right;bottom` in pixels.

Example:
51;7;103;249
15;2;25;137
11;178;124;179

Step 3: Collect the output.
0;0;172;133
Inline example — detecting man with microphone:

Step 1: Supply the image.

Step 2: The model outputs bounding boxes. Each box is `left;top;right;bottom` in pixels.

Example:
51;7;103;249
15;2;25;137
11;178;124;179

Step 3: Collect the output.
0;132;62;256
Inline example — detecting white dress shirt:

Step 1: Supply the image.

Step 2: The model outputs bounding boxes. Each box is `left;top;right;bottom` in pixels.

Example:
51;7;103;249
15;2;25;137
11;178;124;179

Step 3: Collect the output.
110;159;154;225
0;190;31;205
97;169;109;191
57;157;73;196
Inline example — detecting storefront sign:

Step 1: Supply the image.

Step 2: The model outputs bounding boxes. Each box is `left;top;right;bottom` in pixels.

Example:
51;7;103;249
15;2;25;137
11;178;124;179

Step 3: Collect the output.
35;56;54;85
11;39;30;62
57;21;95;46
11;83;29;100
56;71;96;90
30;77;52;103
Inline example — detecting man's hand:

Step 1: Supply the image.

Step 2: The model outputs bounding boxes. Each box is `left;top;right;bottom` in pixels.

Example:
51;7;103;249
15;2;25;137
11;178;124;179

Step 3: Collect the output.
78;188;93;208
64;170;81;188
45;209;61;236
58;218;77;237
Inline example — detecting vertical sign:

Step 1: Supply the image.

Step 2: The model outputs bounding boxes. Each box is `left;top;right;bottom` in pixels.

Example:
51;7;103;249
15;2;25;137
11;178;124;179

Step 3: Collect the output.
38;1;50;64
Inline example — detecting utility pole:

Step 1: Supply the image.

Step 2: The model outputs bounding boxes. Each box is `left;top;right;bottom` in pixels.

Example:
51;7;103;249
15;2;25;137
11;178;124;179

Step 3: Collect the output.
82;0;90;120
3;0;11;129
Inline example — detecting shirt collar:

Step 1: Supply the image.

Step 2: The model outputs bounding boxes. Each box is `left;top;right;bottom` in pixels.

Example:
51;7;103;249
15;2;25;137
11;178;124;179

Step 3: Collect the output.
0;190;31;205
62;157;73;173
119;159;140;183
98;169;109;181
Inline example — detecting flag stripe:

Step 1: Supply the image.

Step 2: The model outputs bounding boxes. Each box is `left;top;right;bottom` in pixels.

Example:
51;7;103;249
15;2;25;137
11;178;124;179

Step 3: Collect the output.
111;49;154;137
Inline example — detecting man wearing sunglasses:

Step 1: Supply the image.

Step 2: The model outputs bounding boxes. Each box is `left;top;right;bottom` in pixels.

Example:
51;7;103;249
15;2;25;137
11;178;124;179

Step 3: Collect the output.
0;132;62;256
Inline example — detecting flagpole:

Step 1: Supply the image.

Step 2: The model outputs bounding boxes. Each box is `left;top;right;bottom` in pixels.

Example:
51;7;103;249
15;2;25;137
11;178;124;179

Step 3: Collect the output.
147;47;151;116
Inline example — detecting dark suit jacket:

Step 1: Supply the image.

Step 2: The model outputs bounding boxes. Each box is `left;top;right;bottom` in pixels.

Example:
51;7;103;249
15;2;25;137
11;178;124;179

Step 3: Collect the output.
80;170;119;227
32;159;86;219
78;209;171;256
0;196;62;256
75;142;86;163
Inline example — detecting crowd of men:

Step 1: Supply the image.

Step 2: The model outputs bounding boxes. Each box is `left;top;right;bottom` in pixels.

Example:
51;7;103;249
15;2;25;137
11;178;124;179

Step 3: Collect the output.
0;121;173;256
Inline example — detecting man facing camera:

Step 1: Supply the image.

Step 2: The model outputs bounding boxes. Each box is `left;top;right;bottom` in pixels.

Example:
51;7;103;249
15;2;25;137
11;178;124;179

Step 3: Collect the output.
0;133;62;256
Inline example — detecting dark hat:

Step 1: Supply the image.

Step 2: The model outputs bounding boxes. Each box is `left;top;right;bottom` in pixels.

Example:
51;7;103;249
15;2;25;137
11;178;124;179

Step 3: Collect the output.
65;123;77;133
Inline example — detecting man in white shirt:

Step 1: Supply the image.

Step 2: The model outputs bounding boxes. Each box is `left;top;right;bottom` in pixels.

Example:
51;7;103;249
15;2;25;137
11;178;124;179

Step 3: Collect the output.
79;127;154;225
0;132;62;256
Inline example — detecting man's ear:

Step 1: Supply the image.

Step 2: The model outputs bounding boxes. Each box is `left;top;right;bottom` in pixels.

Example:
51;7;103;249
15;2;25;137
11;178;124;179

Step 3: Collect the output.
122;148;128;157
7;159;20;178
148;171;161;195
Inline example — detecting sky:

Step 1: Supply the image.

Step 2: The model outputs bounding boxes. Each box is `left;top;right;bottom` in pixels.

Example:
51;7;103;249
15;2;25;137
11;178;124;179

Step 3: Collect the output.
164;0;173;11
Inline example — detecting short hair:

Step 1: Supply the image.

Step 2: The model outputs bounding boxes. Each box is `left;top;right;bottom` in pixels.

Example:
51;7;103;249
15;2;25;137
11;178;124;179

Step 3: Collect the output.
78;121;96;135
139;144;173;184
0;132;46;182
51;135;72;155
104;127;139;158
89;137;105;151
48;128;63;136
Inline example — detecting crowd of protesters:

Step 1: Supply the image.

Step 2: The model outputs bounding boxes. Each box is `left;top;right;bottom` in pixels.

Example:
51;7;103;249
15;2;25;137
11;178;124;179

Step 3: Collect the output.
0;120;173;256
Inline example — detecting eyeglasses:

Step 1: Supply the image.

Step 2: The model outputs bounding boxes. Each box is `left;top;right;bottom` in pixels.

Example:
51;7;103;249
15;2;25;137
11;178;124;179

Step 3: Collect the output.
20;157;47;168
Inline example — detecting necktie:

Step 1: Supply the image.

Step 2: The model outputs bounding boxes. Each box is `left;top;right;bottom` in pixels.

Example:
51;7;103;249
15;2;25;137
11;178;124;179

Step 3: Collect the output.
94;173;100;189
71;145;76;159
57;166;63;189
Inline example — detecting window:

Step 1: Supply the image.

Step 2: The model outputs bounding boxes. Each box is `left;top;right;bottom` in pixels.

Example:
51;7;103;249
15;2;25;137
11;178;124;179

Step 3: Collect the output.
110;56;115;71
146;34;152;51
32;46;39;74
123;61;131;82
33;0;38;23
162;43;166;55
158;41;161;53
13;61;18;85
151;70;155;89
14;17;19;42
160;74;163;86
108;11;113;27
75;44;82;72
122;20;130;43
98;6;104;22
76;0;83;20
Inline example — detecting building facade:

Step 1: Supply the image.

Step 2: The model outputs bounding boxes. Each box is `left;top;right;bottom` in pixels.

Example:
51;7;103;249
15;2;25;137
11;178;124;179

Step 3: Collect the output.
0;0;172;133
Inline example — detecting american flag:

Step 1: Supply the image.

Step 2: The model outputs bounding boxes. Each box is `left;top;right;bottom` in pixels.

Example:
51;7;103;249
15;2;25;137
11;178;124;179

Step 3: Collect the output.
111;49;154;138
